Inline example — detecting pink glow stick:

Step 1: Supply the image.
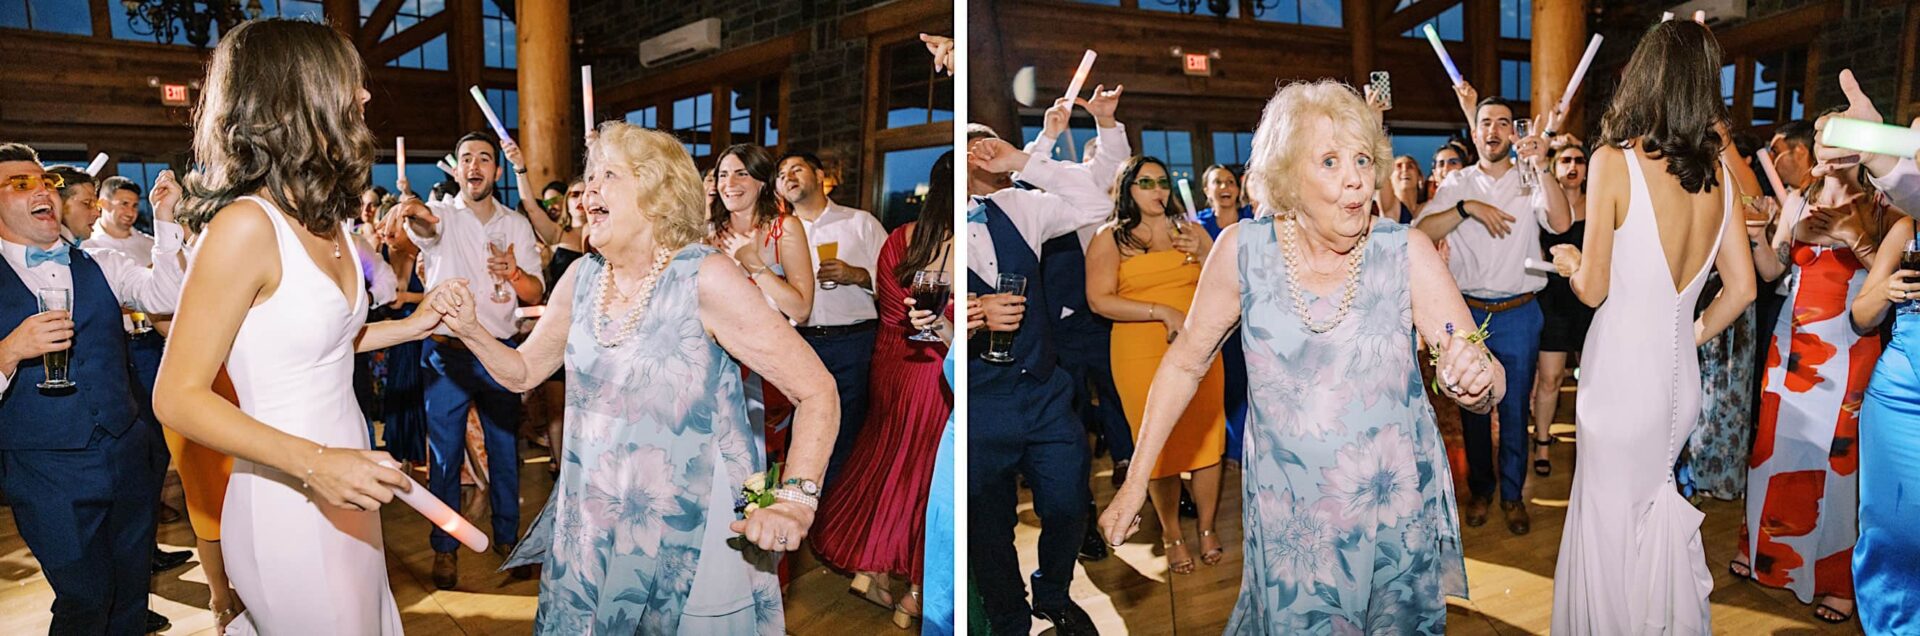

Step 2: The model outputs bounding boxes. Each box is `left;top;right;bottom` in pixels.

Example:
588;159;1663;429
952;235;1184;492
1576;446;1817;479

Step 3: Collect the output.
581;65;595;137
395;137;406;179
381;462;489;552
1756;149;1791;200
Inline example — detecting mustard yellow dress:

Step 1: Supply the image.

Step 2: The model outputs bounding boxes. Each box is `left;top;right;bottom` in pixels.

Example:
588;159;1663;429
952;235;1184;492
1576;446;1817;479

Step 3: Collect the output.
1110;250;1227;479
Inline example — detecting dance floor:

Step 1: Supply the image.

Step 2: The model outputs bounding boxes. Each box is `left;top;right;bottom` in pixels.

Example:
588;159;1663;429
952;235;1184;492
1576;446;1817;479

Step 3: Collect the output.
1017;384;1867;635
0;443;898;635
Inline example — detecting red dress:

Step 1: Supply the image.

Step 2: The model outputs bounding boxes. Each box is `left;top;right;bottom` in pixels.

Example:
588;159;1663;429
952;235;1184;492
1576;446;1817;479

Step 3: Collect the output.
812;224;953;582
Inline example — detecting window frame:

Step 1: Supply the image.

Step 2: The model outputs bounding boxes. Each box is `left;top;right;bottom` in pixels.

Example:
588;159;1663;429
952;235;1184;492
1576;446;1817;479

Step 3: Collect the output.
864;28;953;215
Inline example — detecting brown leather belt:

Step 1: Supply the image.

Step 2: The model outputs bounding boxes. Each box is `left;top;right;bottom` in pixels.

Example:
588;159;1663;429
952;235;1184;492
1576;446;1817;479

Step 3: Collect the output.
1463;292;1536;314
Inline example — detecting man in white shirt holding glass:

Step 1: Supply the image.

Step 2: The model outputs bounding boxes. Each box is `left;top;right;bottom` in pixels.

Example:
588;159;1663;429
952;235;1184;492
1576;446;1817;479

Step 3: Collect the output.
88;176;157;267
776;151;886;486
397;131;543;589
1416;95;1570;537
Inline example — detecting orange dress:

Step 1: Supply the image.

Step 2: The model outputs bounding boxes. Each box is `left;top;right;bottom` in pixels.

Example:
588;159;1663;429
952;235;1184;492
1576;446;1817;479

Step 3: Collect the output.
161;367;237;542
1109;250;1226;478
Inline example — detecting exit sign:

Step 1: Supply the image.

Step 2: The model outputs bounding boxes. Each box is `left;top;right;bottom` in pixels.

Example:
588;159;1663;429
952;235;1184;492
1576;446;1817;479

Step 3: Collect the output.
1183;52;1212;77
161;84;190;106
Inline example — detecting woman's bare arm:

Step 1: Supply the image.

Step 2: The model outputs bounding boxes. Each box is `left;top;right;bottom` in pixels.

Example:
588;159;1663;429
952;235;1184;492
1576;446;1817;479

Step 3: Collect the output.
1567;146;1623;307
758;216;816;324
1852;217;1917;332
1115;225;1243;490
702;253;838;485
1696;187;1759;345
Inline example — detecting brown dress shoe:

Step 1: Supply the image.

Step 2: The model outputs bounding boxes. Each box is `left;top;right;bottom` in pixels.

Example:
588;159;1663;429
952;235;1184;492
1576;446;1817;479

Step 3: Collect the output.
1501;499;1531;535
1463;494;1490;527
432;552;458;590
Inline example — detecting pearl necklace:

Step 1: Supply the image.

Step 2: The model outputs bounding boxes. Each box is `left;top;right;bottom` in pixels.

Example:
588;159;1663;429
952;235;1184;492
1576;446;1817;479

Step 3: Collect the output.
593;247;674;348
1279;215;1369;334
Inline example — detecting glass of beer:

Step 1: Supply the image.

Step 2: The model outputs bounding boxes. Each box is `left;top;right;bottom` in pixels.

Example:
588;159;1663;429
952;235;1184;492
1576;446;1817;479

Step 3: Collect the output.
980;273;1027;363
36;288;74;390
816;242;840;290
908;270;951;342
129;310;154;335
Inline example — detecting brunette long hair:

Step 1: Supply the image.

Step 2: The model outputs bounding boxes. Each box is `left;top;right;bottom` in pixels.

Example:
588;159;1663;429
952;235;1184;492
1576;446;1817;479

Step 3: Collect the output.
1597;19;1727;194
707;143;783;239
893;151;954;287
181;19;375;235
1108;156;1186;254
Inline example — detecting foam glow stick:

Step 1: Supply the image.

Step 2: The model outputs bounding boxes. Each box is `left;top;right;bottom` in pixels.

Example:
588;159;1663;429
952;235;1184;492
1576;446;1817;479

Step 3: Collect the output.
1755;148;1790;198
581;65;595;137
435;161;457;177
1822;118;1920;159
1523;257;1555;274
395;137;406;178
1693;10;1706;23
381;462;489;552
469;86;514;144
1177;178;1197;214
84;153;109;177
443;153;458;169
1063;50;1097;106
1555;35;1604;117
1423;24;1463;86
1661;11;1673;21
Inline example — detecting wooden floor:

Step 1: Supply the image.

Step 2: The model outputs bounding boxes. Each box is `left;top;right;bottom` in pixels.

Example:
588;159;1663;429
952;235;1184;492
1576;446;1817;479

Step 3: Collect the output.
0;446;903;635
1014;388;1866;635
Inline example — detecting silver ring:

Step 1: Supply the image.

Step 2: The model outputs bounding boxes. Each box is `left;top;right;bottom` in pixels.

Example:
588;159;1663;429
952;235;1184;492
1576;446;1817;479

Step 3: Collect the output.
778;534;788;546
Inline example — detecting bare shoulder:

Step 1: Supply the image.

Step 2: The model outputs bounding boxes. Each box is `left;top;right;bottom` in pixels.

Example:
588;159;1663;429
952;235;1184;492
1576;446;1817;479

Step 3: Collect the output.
200;198;277;250
1589;144;1627;170
779;214;808;237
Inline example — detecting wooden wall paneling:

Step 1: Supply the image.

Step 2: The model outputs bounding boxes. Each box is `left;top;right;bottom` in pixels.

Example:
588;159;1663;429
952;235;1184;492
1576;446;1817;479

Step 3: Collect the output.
598;34;806;112
968;0;1023;138
1732;55;1755;128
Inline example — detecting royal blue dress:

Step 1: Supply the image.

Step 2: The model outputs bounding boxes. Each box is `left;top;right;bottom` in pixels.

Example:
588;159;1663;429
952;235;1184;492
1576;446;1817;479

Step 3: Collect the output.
1857;297;1920;632
1195;205;1253;462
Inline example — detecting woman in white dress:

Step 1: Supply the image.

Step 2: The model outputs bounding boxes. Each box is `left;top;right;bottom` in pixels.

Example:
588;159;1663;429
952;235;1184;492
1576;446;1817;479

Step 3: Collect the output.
152;19;463;634
1547;20;1757;634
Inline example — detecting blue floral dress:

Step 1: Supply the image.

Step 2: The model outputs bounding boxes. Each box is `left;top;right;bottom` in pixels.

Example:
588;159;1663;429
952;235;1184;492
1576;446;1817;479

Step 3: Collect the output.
504;246;784;635
1228;217;1467;634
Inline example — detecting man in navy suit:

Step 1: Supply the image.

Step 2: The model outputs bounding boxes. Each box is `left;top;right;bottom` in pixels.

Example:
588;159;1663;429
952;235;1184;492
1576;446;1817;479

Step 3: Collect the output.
0;142;186;634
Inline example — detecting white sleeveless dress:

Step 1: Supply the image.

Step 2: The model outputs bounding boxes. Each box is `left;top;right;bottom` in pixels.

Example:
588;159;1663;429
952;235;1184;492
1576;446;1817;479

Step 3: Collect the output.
1550;150;1728;634
220;196;403;634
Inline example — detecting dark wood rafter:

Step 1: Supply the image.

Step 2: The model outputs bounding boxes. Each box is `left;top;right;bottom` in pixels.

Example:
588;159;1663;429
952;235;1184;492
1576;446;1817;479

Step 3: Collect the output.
363;11;453;65
358;0;407;50
1377;0;1463;37
88;0;113;39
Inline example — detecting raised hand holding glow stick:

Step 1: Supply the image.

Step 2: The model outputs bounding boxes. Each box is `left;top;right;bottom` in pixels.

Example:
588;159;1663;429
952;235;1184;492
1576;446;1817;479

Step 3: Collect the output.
1423;24;1464;86
1063;50;1097;106
581;65;595;138
1822;118;1920;159
379;461;489;552
468;86;515;145
1555;35;1603;117
85;153;109;177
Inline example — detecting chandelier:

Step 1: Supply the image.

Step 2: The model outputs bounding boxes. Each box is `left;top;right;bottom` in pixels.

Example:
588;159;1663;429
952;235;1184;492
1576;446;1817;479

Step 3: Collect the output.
120;0;265;48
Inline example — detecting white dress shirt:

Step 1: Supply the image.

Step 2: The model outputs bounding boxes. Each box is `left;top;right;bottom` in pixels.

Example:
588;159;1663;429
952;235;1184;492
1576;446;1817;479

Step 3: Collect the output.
968;154;1114;285
86;226;157;268
405;195;543;340
800;202;886;327
1026;124;1133;251
1870;157;1920;217
0;221;187;391
1418;164;1552;298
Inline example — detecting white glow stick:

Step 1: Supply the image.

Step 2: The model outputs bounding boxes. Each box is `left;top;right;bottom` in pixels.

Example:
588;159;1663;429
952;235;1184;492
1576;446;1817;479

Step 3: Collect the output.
395;137;406;178
514;305;545;320
1556;35;1604;117
1755;148;1791;199
1063;50;1097;106
84;153;109;177
380;462;489;552
1822;118;1920;159
468;86;514;145
1693;10;1706;23
1524;257;1556;274
1177;178;1197;214
581;65;595;138
1423;24;1464;86
435;161;457;177
1661;11;1673;21
444;153;458;169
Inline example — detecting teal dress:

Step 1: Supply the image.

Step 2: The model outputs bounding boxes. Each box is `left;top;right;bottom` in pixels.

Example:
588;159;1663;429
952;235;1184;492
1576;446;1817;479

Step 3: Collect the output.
1857;296;1920;632
922;353;955;636
505;246;784;635
1229;217;1467;633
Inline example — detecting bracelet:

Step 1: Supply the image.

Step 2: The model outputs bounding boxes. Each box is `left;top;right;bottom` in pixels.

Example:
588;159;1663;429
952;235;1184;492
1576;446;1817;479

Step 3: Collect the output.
1456;200;1470;220
1148;305;1157;320
513;166;528;175
774;488;818;510
302;445;326;489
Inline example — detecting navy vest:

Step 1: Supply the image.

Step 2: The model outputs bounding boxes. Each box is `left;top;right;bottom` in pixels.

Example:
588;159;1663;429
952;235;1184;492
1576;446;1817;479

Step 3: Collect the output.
968;199;1057;393
1040;234;1089;325
0;249;138;450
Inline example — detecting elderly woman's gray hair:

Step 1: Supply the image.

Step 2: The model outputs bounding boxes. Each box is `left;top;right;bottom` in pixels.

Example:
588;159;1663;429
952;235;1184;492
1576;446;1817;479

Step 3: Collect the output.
1244;80;1393;215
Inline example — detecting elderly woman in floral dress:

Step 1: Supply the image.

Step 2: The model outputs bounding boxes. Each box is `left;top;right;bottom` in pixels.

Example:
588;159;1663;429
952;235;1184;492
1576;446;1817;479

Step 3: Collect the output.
1098;80;1501;633
440;122;838;634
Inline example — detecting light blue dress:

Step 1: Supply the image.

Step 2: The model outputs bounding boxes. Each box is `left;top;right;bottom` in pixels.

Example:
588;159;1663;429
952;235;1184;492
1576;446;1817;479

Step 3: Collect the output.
1228;217;1467;634
505;246;784;635
1857;296;1920;632
922;352;955;636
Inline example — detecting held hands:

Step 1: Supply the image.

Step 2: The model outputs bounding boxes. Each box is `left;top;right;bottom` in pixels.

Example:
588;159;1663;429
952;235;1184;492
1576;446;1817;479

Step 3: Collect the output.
1549;244;1581;278
302;446;411;512
0;311;74;370
150;170;182;223
729;501;814;552
1434;331;1497;413
426;279;486;339
978;292;1025;332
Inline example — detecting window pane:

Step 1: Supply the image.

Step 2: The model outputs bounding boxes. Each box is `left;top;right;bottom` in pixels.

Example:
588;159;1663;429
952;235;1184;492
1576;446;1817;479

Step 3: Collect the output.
486;88;519;133
1402;1;1463;41
483;0;516;69
1141;129;1195;183
625;106;658;129
27;0;91;34
1500;60;1531;100
877;146;947;230
1721;64;1736;106
1021;119;1098;163
882;40;954;129
1500;0;1531;40
370;163;455;201
672;93;714;159
1144;0;1239;18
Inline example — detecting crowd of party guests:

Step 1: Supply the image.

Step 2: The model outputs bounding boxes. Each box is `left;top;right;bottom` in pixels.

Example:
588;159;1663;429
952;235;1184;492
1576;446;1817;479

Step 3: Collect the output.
0;18;957;636
974;18;1920;636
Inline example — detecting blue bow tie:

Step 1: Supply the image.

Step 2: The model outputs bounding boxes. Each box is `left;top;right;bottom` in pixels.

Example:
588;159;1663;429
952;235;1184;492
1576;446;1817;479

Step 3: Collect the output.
25;242;71;267
966;208;987;224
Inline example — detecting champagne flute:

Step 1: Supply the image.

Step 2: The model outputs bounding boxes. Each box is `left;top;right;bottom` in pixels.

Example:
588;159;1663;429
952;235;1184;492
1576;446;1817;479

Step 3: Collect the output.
908;270;951;342
488;234;513;303
1514;118;1537;194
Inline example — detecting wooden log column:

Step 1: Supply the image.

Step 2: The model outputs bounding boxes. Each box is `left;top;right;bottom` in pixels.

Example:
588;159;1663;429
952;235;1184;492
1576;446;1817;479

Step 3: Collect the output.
1532;0;1588;136
517;0;572;185
967;0;1020;140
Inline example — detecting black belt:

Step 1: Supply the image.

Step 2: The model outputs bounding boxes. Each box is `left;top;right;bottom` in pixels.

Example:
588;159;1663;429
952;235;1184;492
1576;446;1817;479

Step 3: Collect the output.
796;320;877;338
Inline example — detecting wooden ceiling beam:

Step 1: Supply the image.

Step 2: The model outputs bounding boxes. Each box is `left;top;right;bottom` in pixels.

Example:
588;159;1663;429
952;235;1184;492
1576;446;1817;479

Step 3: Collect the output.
363;11;451;66
1377;0;1464;36
357;0;406;50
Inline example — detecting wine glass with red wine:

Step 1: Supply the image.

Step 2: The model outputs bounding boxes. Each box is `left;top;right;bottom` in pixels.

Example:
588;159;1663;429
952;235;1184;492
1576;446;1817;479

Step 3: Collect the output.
908;270;951;342
1902;239;1920;315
